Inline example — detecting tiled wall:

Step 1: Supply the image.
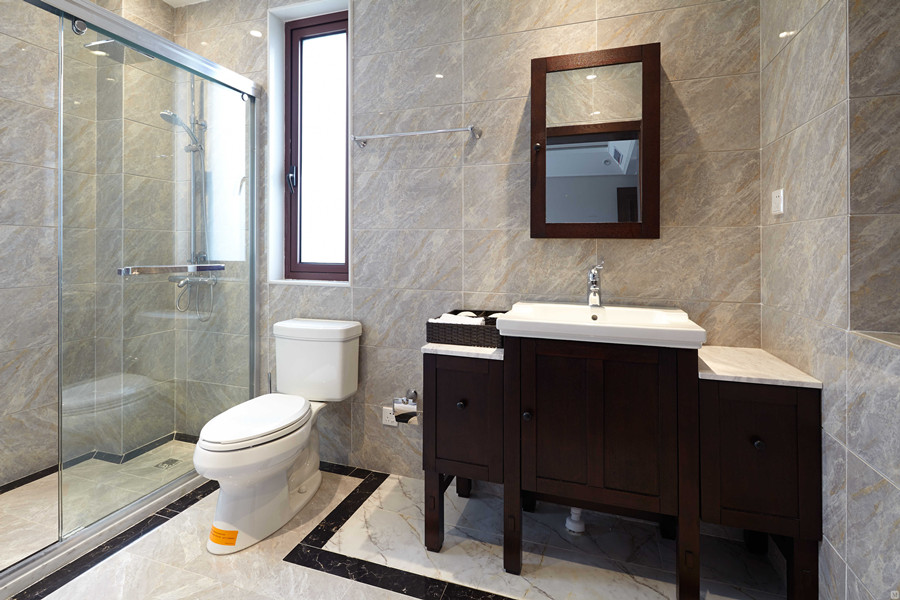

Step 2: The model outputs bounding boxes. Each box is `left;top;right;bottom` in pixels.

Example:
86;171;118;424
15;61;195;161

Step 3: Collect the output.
0;1;60;487
759;1;900;599
172;0;762;475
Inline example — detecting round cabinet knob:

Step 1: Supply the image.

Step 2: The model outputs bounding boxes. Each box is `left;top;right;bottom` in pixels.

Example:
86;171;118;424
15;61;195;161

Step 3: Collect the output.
752;437;766;451
456;400;466;410
534;143;542;153
522;411;533;422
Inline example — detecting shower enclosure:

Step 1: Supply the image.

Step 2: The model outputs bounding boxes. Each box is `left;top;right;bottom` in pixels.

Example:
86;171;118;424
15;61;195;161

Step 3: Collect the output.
0;0;256;587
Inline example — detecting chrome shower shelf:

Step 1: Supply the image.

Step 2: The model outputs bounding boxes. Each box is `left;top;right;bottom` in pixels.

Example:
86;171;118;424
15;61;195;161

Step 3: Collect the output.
117;263;225;276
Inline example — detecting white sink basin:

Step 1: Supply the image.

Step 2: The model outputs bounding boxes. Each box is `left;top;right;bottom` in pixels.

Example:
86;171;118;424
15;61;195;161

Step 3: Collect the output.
495;302;707;349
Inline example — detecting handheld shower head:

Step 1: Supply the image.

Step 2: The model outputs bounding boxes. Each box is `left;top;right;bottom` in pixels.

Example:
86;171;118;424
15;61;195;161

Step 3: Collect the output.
159;110;200;145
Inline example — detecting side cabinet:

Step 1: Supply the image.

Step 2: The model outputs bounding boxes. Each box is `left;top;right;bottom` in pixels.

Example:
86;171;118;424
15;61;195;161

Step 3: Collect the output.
423;353;503;551
699;379;822;599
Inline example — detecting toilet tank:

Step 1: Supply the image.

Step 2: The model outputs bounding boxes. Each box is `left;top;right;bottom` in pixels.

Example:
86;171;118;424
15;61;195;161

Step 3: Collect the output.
273;319;362;401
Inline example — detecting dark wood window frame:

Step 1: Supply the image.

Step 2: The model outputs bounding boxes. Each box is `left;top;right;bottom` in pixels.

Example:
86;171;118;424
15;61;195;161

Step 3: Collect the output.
284;12;349;281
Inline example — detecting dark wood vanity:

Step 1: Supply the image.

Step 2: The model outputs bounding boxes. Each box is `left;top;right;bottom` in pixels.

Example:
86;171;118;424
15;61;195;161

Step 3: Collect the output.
423;342;822;600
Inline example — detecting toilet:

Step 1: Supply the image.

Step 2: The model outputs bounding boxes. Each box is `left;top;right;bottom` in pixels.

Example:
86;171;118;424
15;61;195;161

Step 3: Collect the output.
192;318;361;554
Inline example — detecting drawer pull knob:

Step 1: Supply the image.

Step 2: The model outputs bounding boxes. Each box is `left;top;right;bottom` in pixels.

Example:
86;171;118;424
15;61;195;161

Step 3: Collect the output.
752;437;766;451
522;411;533;422
456;400;466;410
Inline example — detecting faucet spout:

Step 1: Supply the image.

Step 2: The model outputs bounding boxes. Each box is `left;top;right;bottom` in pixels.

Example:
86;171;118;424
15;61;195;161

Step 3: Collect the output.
588;262;604;307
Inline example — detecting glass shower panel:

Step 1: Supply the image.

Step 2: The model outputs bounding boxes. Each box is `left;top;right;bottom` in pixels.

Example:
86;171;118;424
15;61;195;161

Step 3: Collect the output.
0;1;62;571
59;20;253;536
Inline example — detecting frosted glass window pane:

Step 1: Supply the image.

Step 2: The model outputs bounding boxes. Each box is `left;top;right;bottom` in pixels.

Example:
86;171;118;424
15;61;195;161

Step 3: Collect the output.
299;32;346;264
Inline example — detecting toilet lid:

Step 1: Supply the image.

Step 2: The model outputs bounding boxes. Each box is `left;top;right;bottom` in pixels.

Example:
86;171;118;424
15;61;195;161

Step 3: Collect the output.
198;393;311;451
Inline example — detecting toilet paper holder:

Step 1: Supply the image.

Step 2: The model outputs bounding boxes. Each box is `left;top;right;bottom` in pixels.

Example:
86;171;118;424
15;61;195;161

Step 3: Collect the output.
393;389;418;424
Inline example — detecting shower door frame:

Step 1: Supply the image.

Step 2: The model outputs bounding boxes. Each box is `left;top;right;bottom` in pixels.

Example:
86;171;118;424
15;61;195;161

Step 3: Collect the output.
1;0;259;596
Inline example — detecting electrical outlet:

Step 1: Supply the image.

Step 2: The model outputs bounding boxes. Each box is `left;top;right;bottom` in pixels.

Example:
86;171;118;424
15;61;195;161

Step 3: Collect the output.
771;188;784;215
382;407;398;427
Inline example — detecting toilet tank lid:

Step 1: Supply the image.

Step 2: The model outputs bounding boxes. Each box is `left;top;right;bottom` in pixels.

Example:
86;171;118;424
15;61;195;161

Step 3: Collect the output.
274;318;362;341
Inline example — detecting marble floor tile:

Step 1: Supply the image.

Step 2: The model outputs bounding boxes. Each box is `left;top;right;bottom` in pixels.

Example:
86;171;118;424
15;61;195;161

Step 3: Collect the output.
24;468;787;600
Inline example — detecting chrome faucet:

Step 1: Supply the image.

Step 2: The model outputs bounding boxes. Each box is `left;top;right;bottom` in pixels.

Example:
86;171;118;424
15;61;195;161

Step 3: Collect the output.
588;262;604;307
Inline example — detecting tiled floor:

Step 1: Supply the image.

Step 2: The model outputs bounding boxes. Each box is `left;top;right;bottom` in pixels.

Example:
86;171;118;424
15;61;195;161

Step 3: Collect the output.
61;440;196;533
24;466;786;600
0;440;196;572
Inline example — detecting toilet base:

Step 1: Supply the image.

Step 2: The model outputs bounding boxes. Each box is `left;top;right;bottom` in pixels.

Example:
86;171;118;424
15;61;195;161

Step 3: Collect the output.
206;469;322;555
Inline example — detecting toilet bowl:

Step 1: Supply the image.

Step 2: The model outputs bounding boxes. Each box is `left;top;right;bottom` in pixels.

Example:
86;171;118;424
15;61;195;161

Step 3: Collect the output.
192;318;361;554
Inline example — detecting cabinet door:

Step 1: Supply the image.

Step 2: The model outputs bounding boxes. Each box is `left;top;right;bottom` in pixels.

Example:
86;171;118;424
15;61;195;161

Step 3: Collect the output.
520;339;677;513
424;354;503;482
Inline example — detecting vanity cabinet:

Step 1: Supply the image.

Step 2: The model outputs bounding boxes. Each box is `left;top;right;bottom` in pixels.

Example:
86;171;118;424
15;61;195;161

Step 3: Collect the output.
503;336;701;599
518;338;678;513
699;379;822;600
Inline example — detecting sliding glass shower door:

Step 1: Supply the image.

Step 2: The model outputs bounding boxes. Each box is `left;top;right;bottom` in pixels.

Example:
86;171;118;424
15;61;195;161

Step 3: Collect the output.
59;19;254;535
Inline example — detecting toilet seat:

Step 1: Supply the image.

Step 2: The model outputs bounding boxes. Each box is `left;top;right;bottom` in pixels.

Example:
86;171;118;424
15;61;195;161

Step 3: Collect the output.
198;393;311;452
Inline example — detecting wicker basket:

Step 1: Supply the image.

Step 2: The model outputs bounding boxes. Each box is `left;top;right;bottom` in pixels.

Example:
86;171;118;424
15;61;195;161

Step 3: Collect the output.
426;309;504;348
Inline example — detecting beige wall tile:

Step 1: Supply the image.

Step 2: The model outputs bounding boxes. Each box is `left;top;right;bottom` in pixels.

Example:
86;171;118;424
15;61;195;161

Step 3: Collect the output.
661;150;759;227
353;167;463;230
849;215;900;332
761;101;847;225
184;19;267;75
596;0;720;20
0;33;58;109
463;22;595;102
464;229;596;296
849;0;900;98
822;432;847;557
595;0;759;81
761;306;847;442
761;217;849;328
464;0;594;39
846;453;900;599
759;0;828;68
352;229;462;290
352;288;462;348
355;0;460;55
662;73;759;154
850;95;900;215
0;345;58;416
354;43;462;113
0;0;60;53
0;162;57;227
463;163;530;230
0;98;57;168
353;106;464;172
760;0;846;145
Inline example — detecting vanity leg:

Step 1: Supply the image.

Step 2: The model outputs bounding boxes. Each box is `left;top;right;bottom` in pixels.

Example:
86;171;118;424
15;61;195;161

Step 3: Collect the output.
779;537;818;600
424;470;444;552
522;491;536;513
456;477;472;498
503;480;522;575
676;349;700;600
659;515;676;540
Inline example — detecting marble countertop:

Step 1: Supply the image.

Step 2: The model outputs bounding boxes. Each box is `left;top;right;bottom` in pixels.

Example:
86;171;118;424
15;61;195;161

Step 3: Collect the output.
698;346;822;388
421;343;504;361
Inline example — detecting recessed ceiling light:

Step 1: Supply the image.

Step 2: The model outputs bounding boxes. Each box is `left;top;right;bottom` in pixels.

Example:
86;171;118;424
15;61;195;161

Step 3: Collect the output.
249;30;262;38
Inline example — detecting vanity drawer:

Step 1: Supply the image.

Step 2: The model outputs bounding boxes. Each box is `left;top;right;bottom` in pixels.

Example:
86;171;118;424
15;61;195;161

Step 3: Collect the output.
699;380;821;540
423;354;503;483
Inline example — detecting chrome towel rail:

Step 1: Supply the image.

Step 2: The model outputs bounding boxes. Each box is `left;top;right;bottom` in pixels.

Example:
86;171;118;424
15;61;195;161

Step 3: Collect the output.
117;264;225;276
351;125;481;148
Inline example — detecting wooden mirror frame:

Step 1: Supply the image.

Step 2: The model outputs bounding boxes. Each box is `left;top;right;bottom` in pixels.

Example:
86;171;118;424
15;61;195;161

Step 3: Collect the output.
531;43;660;239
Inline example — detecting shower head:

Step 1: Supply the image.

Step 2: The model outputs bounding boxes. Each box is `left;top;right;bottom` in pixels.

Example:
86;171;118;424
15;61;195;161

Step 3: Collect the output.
160;110;200;145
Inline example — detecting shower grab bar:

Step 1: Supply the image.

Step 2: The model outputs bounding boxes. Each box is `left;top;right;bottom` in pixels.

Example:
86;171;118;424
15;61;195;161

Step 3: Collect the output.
117;264;225;276
351;125;481;148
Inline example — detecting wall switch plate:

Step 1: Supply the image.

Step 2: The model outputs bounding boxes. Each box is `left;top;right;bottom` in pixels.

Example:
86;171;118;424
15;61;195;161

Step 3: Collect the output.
771;188;784;215
382;407;398;427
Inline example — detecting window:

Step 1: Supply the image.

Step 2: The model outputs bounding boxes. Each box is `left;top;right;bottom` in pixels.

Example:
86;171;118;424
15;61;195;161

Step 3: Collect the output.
284;13;349;280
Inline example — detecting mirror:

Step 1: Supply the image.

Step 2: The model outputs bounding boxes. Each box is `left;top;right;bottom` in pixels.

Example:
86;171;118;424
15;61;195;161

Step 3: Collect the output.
531;44;660;238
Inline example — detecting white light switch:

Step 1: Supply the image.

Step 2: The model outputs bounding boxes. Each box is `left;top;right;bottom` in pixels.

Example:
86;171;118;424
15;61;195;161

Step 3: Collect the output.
771;189;784;215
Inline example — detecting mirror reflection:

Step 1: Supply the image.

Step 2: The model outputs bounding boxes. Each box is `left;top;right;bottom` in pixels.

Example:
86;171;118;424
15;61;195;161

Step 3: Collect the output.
546;132;640;223
547;63;642;127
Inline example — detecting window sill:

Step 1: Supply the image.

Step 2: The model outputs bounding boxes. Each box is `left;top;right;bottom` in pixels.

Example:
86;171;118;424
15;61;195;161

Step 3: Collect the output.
268;278;351;287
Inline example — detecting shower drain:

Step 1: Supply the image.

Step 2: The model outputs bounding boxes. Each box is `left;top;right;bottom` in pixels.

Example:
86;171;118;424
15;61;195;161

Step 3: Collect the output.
154;458;182;470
